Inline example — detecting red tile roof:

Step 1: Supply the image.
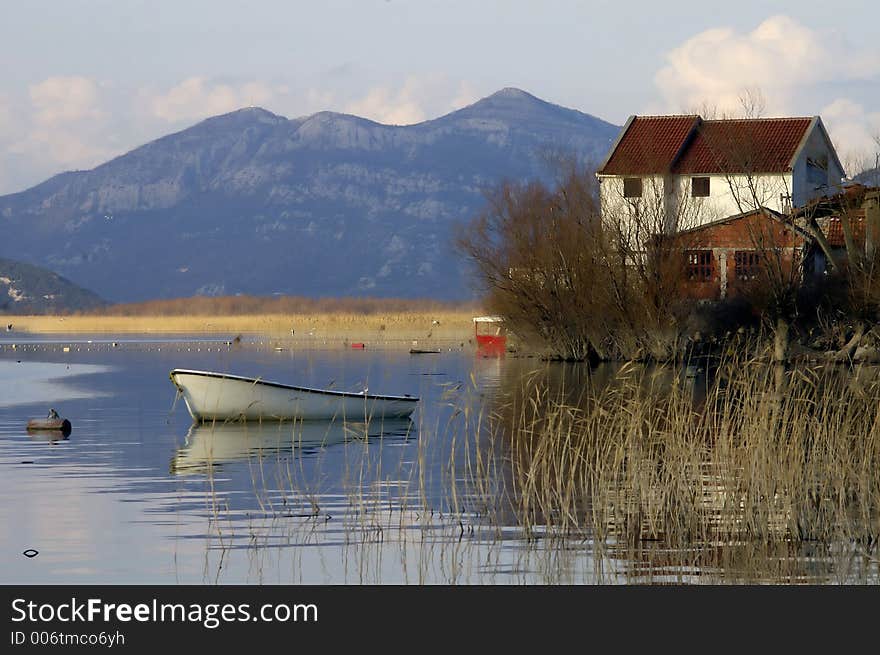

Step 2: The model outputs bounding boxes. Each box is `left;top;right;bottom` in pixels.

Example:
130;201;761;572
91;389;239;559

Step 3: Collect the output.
820;212;866;248
673;118;813;174
598;115;815;176
598;115;699;175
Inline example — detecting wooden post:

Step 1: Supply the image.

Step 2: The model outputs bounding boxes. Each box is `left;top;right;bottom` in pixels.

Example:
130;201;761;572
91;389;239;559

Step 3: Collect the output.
717;250;728;300
773;317;789;364
865;190;880;261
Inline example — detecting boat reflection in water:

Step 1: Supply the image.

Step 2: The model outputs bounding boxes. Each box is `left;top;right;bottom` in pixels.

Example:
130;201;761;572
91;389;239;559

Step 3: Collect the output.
26;429;70;445
170;418;413;476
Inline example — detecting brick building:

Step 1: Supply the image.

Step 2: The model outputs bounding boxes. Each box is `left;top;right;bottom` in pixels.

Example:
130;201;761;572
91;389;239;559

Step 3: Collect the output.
669;208;811;301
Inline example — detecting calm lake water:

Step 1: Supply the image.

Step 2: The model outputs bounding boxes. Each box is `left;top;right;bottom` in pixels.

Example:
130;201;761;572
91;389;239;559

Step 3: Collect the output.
1;336;877;584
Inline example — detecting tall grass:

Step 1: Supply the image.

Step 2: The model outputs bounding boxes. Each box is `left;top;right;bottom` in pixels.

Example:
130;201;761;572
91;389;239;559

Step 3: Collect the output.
475;352;880;560
4;311;476;343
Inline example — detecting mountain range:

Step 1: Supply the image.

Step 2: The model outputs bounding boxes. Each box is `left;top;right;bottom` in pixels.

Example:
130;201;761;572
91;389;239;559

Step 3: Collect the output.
0;88;619;302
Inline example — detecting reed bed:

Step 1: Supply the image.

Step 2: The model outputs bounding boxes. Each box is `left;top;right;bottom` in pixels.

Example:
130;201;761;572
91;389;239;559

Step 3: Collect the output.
471;353;880;561
2;310;475;345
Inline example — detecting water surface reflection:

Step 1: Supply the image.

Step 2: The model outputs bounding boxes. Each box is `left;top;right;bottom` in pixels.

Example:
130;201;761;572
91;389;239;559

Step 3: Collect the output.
170;419;412;476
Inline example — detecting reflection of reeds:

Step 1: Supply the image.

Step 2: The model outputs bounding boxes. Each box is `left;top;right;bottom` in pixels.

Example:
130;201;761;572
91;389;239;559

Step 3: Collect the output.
189;414;422;583
473;351;880;581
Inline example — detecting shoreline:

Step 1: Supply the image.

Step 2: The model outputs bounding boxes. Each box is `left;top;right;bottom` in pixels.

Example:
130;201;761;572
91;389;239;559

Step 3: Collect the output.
0;312;477;350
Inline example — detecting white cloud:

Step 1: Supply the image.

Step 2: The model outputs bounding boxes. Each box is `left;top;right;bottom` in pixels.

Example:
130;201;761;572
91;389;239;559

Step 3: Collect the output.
821;98;880;173
6;76;114;173
149;77;277;123
344;76;482;125
654;15;880;168
345;81;427;125
29;76;105;126
12;128;113;170
656;16;847;113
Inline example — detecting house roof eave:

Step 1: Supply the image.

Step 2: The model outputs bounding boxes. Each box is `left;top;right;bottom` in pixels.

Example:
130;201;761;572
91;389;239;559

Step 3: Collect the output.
788;116;818;173
671;207;812;241
596;116;635;176
672;208;784;236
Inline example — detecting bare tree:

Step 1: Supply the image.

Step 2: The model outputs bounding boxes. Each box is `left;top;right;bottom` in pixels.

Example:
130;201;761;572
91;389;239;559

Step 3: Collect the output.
456;166;694;361
456;172;604;360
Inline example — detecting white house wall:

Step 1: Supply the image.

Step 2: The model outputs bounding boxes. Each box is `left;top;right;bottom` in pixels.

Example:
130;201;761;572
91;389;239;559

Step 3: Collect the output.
599;172;793;235
671;173;793;223
598;175;673;245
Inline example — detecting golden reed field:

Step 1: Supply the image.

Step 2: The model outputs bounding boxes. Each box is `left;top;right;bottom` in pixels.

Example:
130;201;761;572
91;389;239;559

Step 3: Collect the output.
3;296;482;348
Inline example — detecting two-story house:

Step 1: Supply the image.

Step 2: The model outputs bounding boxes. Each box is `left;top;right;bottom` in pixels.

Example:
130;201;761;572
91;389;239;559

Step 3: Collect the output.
596;115;845;234
595;115;846;300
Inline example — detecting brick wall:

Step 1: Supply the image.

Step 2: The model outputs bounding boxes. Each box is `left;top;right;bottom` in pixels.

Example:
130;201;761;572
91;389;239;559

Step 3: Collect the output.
673;212;804;300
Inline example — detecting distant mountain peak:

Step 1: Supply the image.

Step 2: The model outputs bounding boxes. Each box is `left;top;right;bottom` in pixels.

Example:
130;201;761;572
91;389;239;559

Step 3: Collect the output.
443;87;602;127
233;106;278;117
300;109;377;125
490;87;539;100
197;106;287;128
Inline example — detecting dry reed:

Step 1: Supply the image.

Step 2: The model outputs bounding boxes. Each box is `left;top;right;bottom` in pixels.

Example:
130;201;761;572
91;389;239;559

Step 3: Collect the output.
472;352;880;561
3;311;476;346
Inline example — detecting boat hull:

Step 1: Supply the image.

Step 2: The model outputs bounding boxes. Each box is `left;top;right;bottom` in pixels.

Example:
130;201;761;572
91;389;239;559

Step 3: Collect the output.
170;369;419;421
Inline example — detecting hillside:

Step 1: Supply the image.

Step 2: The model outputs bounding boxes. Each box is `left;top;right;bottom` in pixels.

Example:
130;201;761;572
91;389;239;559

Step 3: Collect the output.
0;88;619;301
0;258;105;313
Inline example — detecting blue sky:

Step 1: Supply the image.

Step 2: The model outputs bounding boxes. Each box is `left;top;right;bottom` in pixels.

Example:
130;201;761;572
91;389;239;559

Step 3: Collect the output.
0;0;877;193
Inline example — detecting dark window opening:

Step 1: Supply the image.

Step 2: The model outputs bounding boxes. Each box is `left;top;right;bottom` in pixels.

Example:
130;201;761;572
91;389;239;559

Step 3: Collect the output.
734;251;761;279
691;176;710;197
686;250;713;281
623;177;643;198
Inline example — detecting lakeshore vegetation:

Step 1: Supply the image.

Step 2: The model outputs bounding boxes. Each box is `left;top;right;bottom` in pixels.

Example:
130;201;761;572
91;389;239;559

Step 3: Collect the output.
1;295;480;346
428;347;879;579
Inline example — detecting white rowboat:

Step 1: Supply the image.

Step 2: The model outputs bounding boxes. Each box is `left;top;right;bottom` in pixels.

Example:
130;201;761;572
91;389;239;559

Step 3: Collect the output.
169;368;419;422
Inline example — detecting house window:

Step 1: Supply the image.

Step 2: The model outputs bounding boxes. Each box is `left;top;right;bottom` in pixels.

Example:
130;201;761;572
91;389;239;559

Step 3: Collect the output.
623;178;643;198
691;177;710;197
685;250;713;281
734;251;761;280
